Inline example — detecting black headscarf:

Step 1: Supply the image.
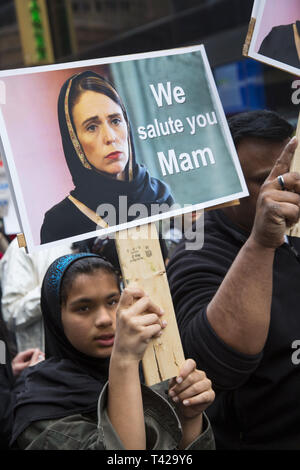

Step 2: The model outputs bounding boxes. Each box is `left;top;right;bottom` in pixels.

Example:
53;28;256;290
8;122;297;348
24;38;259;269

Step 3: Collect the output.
11;253;111;445
59;70;174;219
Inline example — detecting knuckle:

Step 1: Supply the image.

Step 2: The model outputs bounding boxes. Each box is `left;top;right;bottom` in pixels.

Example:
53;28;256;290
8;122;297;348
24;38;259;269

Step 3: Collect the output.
259;191;271;206
139;330;148;342
290;171;300;181
268;202;281;215
187;358;196;369
205;378;212;389
196;370;206;380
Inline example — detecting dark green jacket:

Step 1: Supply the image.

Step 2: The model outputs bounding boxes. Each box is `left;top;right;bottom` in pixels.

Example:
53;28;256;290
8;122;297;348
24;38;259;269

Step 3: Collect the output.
17;381;215;450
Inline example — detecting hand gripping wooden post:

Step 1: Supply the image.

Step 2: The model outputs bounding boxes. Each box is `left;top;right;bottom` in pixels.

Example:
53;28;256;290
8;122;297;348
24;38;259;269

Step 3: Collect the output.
115;222;185;386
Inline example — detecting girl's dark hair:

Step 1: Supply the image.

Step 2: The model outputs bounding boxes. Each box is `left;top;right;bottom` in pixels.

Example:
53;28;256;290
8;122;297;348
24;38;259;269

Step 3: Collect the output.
60;256;121;306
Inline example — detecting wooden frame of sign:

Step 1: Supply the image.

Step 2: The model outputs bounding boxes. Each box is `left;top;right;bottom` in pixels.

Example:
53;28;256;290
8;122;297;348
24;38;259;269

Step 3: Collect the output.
242;17;256;57
242;2;300;77
16;199;239;386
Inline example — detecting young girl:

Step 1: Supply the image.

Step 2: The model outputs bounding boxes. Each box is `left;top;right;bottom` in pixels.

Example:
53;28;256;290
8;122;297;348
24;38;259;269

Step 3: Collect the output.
11;253;215;450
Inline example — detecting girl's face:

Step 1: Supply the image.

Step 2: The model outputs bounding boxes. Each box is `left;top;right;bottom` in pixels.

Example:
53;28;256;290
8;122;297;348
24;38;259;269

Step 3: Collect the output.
72;90;129;179
61;270;121;359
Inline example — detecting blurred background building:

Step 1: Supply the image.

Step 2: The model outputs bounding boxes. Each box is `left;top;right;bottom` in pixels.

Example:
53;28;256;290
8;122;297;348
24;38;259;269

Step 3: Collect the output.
0;0;298;123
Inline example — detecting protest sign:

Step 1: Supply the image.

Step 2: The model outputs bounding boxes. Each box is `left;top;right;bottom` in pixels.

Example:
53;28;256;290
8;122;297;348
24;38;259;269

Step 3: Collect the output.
0;45;248;253
244;0;300;76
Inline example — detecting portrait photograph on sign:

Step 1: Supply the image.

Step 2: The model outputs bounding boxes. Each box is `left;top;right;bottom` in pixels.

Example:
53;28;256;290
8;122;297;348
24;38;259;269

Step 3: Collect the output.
246;0;300;76
0;45;248;252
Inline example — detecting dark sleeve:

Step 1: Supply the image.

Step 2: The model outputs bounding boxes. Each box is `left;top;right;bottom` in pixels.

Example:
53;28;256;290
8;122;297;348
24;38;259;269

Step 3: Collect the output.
40;199;73;244
166;235;263;391
40;199;97;245
258;28;278;57
0;364;15;449
40;211;59;245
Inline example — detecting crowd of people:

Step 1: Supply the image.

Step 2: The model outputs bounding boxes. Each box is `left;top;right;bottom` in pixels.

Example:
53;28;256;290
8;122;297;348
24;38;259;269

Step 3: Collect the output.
1;109;300;451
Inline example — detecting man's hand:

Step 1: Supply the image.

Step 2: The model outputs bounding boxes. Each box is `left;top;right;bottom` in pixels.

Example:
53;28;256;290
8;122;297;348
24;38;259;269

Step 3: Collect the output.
252;136;300;249
11;348;45;376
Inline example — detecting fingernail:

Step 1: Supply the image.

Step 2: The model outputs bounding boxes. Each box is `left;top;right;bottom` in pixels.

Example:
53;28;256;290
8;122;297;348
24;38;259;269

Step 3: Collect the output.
162;320;167;327
172;396;179;403
169;390;175;397
176;377;183;384
160;308;164;314
290;136;297;144
183;400;190;406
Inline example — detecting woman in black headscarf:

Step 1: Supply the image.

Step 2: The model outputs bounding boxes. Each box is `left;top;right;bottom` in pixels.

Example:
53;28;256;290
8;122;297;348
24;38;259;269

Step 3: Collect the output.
11;253;215;450
40;71;174;244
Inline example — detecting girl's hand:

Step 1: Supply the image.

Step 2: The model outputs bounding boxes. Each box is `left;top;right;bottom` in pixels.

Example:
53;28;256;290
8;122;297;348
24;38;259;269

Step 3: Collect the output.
168;359;215;420
112;287;167;363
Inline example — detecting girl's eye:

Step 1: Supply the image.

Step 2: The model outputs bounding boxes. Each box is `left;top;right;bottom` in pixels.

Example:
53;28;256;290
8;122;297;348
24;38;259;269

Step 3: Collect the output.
77;305;90;313
108;298;119;307
86;124;97;132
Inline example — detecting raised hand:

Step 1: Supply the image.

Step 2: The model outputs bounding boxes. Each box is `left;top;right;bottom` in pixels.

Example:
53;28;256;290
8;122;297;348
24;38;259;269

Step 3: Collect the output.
112;287;166;363
252;136;300;248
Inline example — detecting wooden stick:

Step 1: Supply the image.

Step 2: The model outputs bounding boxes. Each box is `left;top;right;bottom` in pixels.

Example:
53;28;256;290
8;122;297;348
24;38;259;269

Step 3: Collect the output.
243;17;256;57
17;233;26;248
286;112;300;237
115;223;185;386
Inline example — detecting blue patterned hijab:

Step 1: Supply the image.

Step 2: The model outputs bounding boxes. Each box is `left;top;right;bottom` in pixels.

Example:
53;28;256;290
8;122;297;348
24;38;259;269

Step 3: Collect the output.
11;254;112;445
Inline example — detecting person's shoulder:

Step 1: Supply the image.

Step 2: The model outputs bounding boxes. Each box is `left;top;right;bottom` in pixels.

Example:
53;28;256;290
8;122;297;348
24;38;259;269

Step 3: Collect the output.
43;197;74;220
40;197;76;244
261;24;293;44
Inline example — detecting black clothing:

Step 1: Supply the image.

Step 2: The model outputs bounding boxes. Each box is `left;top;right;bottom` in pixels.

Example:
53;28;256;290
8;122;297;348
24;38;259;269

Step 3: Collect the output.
0;362;15;449
40;71;174;244
41;197;99;244
258;22;300;69
167;209;300;450
11;357;106;444
0;317;16;449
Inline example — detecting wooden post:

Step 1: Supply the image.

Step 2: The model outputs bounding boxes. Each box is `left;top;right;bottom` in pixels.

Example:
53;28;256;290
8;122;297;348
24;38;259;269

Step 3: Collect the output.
17;233;26;248
115;223;185;386
242;17;256;57
286;112;300;237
